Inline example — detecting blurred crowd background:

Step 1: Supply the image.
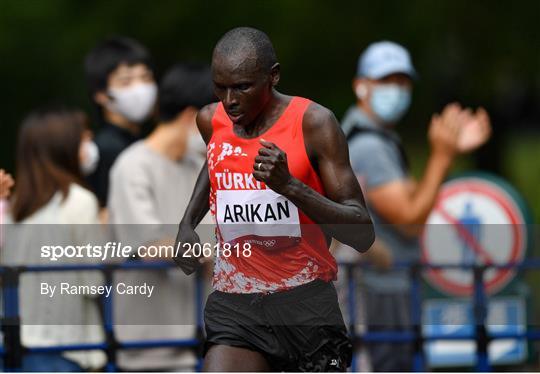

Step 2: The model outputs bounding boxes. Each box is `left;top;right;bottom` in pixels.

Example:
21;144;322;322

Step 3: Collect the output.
1;0;540;371
1;0;540;225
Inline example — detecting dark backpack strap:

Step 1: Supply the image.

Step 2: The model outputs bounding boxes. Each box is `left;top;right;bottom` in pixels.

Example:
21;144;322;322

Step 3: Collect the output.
347;126;410;173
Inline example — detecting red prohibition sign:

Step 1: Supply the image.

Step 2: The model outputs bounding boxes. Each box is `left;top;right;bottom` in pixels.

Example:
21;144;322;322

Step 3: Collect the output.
421;178;526;296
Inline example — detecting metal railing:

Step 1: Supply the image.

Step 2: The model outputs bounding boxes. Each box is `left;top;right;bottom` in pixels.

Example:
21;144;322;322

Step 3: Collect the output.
344;259;540;371
0;262;205;372
1;259;540;372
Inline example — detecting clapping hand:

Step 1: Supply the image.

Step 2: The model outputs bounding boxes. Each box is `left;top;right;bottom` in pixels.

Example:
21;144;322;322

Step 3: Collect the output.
429;103;492;158
455;107;491;154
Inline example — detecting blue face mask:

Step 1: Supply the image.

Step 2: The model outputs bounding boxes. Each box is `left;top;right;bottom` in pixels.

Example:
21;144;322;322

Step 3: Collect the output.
370;84;411;124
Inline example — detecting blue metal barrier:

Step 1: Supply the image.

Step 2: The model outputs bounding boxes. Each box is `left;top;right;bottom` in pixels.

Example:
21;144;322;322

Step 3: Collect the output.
1;259;540;372
342;259;540;372
0;261;204;372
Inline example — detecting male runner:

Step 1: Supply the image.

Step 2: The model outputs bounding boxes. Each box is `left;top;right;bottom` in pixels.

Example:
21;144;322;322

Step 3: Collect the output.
175;27;374;372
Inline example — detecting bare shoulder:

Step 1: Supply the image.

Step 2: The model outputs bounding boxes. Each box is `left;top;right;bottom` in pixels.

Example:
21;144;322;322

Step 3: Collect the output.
197;102;219;124
196;102;219;143
303;101;340;132
302;101;346;155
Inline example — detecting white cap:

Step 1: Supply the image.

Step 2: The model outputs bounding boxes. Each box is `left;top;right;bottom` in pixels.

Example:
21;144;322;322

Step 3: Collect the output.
357;41;416;79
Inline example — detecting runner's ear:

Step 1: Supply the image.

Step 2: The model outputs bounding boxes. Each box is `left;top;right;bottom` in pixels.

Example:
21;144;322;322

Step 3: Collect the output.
270;63;280;87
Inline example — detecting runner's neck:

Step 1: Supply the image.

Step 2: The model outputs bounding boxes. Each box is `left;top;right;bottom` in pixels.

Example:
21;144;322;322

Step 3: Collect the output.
233;92;292;139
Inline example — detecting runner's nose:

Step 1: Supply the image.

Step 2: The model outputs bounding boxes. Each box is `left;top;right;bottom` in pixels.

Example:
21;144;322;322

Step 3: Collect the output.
224;89;239;108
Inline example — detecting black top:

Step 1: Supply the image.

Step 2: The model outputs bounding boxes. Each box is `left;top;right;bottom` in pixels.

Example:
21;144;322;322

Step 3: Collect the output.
86;123;139;207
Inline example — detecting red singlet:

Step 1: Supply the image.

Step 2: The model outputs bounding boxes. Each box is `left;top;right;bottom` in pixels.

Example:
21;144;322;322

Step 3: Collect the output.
208;97;337;293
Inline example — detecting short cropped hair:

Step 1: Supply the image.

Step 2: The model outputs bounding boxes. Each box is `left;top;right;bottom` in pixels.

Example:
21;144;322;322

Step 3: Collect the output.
158;63;215;123
213;27;277;71
84;36;153;96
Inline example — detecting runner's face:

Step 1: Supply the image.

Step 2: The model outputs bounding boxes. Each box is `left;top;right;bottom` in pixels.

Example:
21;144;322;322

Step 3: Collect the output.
212;54;273;127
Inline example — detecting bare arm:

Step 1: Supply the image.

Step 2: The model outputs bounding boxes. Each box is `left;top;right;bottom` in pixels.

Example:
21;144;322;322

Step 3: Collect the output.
367;104;491;236
253;103;374;252
180;103;216;227
174;104;216;274
179;163;210;229
368;153;452;237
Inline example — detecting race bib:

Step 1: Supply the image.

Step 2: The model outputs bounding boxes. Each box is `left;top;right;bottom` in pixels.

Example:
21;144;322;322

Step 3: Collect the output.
216;189;301;250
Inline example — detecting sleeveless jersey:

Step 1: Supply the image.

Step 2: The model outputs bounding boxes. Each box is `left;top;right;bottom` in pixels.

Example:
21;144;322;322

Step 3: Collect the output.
208;96;337;293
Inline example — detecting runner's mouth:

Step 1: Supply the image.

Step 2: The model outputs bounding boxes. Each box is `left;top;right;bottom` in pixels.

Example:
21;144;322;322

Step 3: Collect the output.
226;112;243;123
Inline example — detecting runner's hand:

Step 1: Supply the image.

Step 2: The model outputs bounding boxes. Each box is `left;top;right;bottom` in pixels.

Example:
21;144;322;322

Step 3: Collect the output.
253;139;293;194
173;224;203;275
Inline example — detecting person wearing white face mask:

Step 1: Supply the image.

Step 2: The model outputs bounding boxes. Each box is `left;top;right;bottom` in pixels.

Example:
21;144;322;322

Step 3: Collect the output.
107;63;215;372
84;36;157;214
343;41;416;135
339;41;492;371
2;107;106;372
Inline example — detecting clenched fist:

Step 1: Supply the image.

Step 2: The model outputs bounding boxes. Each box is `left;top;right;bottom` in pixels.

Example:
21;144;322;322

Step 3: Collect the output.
253;139;293;195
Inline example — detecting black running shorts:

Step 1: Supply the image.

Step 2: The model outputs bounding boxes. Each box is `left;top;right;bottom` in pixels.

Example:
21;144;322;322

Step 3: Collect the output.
204;279;352;372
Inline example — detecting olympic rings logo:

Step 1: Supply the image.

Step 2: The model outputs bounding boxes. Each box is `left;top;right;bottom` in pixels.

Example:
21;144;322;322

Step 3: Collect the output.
263;239;276;247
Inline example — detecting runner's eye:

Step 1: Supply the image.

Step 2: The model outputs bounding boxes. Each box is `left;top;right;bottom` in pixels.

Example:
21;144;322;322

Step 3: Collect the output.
236;84;250;91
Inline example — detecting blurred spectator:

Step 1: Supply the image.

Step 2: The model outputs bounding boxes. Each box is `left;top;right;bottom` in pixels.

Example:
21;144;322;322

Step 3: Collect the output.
0;169;14;226
0;169;14;200
340;41;491;371
84;36;157;213
107;63;214;371
1;107;106;371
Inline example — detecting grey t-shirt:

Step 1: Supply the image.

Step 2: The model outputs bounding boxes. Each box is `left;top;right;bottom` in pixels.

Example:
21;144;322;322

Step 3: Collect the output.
108;140;206;370
343;106;419;293
109;140;205;224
